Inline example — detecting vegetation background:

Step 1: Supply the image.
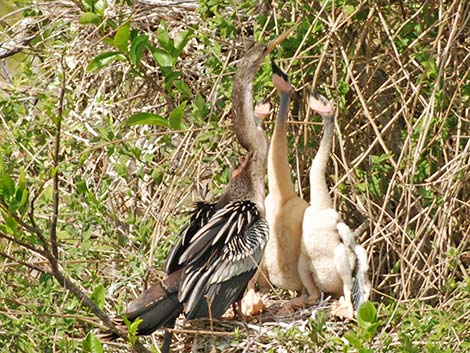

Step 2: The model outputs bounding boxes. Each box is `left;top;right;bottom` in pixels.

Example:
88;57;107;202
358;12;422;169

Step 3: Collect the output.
0;0;468;352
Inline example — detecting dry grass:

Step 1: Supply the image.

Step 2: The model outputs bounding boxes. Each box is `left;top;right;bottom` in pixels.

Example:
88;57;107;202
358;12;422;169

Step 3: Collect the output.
0;0;469;352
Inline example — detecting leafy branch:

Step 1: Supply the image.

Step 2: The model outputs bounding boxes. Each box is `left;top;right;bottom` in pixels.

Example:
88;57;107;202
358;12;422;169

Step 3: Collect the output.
0;54;151;353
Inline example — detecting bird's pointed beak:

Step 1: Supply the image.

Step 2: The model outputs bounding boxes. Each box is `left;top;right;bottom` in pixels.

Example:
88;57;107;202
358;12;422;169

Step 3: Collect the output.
308;90;334;117
266;23;299;53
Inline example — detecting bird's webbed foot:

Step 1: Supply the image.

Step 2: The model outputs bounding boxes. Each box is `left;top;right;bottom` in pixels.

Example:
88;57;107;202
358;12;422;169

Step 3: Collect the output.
331;296;354;320
275;293;318;316
241;288;266;316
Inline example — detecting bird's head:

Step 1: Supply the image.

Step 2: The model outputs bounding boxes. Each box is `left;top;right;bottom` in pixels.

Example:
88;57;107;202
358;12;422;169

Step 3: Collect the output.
308;90;335;119
253;97;271;127
271;60;292;95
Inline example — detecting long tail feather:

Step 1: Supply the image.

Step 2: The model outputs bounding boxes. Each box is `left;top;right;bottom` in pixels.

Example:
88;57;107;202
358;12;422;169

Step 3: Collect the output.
126;269;183;335
101;269;183;343
337;221;371;311
352;245;371;310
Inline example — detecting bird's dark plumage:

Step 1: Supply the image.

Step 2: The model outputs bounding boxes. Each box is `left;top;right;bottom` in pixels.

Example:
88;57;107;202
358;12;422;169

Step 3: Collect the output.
126;269;183;335
122;201;269;348
165;202;217;275
106;30;294;351
178;201;269;319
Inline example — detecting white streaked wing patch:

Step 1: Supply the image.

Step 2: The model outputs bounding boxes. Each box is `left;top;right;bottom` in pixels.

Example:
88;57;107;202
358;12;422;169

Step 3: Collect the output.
178;201;265;313
208;219;269;285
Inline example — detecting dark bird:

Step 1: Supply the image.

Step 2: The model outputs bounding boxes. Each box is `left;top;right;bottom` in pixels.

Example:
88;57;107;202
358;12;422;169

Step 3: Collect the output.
115;30;293;352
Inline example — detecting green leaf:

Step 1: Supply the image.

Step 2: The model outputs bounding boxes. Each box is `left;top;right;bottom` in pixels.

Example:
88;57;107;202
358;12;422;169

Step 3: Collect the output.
357;302;379;341
18;170;26;191
90;284;105;309
128;317;142;345
152;167;164;184
10;187;28;213
94;0;107;15
163;70;180;88
87;51;126;72
129;35;148;67
150;47;173;68
129;317;142;335
0;167;15;199
123;316;142;346
102;37;114;46
338;80;350;96
123;112;169;127
174;79;191;98
365;322;379;338
50;166;59;179
39;185;52;204
169;101;187;130
357;301;377;325
193;93;209;117
18;188;30;215
76;178;88;194
114;22;131;53
79;12;101;26
156;20;172;53
82;332;103;353
344;4;355;16
173;29;192;58
82;0;93;11
344;331;363;349
2;212;17;234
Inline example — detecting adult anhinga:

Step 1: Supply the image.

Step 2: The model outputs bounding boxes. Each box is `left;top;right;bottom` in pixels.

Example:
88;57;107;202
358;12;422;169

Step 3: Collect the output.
298;91;370;319
117;32;292;352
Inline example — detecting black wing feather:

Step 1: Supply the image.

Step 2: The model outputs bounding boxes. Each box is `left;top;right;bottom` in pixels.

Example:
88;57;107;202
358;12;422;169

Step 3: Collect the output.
179;201;259;266
165;202;216;275
119;201;268;337
177;201;269;320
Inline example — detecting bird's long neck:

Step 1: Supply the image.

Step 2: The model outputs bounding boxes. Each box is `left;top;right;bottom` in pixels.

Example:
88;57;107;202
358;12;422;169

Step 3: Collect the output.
309;115;334;210
232;45;268;155
218;152;266;216
268;92;295;201
223;44;269;216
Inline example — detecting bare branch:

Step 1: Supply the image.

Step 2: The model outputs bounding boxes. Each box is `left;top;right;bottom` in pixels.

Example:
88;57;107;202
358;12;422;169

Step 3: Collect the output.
0;229;47;258
49;56;66;260
0;250;48;274
0;19;37;59
0;199;49;252
49;264;151;353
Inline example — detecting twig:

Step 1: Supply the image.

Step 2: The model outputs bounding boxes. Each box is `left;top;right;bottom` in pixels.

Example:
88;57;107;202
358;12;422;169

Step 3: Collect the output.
0;250;47;273
0;21;37;59
40;54;152;353
167;327;237;336
0;229;47;258
28;179;48;248
49;56;66;260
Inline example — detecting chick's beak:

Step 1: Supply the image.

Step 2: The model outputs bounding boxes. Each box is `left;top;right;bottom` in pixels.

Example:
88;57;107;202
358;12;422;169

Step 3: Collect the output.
308;89;334;117
254;99;272;120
